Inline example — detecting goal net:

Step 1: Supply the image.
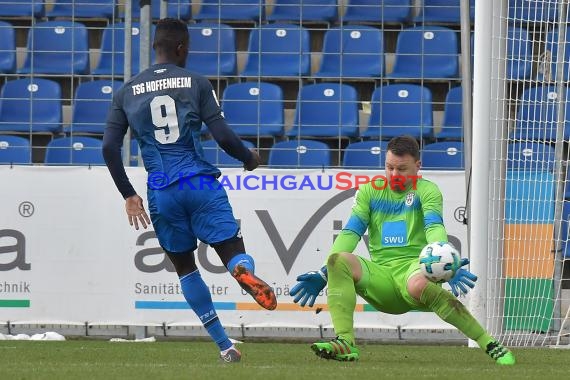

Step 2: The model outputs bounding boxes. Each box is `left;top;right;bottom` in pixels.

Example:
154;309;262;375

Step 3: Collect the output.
472;0;570;347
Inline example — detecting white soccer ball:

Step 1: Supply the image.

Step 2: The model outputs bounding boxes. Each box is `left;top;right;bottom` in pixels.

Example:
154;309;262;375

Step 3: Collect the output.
419;242;461;283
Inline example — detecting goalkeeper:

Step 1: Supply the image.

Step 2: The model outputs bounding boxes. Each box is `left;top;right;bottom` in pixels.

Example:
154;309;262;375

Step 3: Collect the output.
290;135;515;365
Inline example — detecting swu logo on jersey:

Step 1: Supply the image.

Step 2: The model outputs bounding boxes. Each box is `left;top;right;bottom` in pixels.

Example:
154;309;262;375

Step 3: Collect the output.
382;220;407;247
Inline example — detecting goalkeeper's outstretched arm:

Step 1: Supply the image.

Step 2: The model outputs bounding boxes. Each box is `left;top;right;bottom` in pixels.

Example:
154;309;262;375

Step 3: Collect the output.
419;182;478;296
420;182;448;243
290;187;370;307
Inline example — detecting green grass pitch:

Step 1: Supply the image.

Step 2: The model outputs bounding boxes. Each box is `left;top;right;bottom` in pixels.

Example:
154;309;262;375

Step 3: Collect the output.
0;340;569;379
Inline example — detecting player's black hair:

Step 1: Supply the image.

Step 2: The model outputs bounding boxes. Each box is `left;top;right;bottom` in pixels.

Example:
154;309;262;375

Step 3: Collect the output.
153;18;189;54
387;135;420;161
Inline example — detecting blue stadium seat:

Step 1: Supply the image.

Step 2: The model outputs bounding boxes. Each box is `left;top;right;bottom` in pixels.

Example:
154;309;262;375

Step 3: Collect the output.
18;21;89;75
126;0;191;21
240;23;310;77
314;26;384;79
362;84;433;139
342;141;388;169
0;21;16;74
267;0;338;23
195;0;264;22
506;27;533;80
387;26;459;80
511;85;570;141
186;23;236;77
509;0;559;23
222;82;284;137
414;0;475;24
287;83;359;138
539;27;570;82
507;142;555;172
341;0;412;23
200;139;255;168
0;78;62;133
69;80;123;135
470;27;532;81
0;0;44;17
93;23;155;76
421;141;464;170
436;86;462;140
0;135;30;164
268;140;331;168
48;0;116;19
44;136;105;165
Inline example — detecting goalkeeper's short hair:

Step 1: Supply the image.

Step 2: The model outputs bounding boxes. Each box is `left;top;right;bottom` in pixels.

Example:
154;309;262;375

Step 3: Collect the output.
387;135;420;161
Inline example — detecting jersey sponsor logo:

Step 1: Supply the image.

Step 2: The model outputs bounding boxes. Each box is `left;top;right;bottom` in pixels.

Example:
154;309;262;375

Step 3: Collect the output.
405;192;415;206
384;236;405;244
381;220;407;247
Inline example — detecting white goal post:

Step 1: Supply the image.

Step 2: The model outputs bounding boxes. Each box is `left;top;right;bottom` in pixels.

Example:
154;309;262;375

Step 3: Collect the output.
470;0;570;347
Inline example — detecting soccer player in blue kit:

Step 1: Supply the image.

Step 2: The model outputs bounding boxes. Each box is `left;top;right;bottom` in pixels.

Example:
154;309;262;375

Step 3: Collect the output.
102;18;276;363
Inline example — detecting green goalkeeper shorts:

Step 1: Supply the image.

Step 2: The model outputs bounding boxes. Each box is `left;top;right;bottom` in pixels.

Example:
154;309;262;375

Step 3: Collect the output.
354;256;431;314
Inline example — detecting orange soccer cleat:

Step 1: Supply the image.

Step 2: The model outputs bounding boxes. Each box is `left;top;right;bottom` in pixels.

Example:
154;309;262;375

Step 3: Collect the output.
232;265;277;310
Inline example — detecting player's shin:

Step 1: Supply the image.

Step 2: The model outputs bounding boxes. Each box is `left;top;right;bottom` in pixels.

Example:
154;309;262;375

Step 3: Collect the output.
180;270;232;351
419;281;515;364
419;281;487;342
327;253;357;346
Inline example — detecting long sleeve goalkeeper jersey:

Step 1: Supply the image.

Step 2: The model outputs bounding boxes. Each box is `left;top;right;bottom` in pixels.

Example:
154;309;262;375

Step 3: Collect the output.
331;177;448;266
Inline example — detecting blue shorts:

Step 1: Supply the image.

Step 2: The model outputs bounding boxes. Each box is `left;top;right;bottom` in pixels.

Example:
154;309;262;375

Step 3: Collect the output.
147;175;239;253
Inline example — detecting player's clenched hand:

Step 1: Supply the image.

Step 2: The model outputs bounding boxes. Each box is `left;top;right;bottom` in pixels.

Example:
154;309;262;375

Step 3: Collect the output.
290;266;327;307
125;194;151;230
447;258;478;297
244;148;261;171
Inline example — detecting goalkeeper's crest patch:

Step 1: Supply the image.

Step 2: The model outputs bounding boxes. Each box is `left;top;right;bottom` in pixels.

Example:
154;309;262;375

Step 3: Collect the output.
405;192;415;206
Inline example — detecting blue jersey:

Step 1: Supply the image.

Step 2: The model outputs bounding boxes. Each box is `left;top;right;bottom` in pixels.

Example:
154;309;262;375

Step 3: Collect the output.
106;63;222;186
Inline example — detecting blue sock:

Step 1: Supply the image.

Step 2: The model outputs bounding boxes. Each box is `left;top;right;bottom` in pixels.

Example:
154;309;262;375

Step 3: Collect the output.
227;253;255;273
179;270;232;351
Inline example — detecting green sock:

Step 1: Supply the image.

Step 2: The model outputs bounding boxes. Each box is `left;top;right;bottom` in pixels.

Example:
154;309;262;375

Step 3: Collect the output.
327;253;357;346
420;281;493;349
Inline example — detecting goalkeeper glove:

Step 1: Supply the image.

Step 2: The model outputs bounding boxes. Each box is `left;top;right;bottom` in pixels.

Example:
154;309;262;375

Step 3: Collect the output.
447;258;478;297
290;266;327;307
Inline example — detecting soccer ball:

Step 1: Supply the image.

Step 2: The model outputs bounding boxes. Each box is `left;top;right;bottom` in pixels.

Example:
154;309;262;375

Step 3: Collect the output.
418;242;461;283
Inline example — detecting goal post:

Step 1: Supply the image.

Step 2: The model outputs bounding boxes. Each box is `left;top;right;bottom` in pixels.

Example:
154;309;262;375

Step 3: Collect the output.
470;0;570;347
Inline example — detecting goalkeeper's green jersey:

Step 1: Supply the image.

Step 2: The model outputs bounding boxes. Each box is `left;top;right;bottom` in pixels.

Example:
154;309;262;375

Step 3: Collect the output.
331;177;448;266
